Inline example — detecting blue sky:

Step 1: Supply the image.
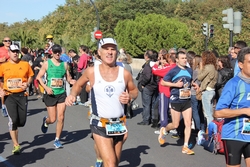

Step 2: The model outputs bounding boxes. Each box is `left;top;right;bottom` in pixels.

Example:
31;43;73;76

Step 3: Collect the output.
0;0;66;25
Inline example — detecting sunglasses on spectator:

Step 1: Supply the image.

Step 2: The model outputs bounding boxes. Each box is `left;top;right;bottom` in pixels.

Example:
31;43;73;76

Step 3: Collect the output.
234;46;240;49
3;40;11;42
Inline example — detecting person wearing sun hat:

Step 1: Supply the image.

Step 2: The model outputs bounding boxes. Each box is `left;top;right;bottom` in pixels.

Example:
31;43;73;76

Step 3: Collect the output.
0;44;34;154
65;37;138;167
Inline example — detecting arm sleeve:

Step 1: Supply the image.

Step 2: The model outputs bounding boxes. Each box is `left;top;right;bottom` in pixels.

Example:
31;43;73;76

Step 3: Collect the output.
197;66;209;81
152;65;172;78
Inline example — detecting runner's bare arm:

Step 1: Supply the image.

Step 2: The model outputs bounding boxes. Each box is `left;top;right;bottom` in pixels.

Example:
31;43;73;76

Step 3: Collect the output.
124;70;138;100
214;108;250;118
36;61;48;89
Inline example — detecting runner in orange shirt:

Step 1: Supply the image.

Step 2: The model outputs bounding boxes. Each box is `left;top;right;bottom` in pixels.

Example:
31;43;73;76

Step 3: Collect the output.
0;44;34;155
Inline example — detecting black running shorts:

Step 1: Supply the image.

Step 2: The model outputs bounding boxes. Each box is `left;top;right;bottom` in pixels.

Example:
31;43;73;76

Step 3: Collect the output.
170;100;191;112
223;139;250;165
43;92;66;107
90;125;124;144
5;92;28;130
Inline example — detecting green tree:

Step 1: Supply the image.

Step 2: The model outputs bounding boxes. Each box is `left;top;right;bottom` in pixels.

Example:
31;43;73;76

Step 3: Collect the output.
115;13;193;57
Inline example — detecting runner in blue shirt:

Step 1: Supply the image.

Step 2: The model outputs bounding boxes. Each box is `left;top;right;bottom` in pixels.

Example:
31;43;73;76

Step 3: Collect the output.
158;51;195;155
215;47;250;167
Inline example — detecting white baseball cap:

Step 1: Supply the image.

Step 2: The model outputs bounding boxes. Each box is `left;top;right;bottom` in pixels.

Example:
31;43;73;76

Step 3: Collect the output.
98;38;117;49
9;44;20;51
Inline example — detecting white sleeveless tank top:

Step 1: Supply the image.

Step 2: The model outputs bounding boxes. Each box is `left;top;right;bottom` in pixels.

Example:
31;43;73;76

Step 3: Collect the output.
91;65;125;122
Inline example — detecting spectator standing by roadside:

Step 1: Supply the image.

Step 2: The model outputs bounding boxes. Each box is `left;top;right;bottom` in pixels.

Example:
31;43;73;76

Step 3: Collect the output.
191;55;204;132
0;37;11;117
197;51;218;132
21;47;34;96
137;50;158;125
232;41;247;76
68;49;80;80
215;56;233;99
77;45;89;105
32;49;44;98
60;47;72;96
152;51;176;133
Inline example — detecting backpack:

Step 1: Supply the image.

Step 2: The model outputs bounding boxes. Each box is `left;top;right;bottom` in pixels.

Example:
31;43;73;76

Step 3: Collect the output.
203;119;224;154
212;119;224;154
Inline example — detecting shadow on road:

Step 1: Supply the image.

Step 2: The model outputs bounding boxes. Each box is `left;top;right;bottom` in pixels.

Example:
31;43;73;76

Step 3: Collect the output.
60;129;91;146
27;98;38;102
132;108;143;118
0;132;11;141
120;145;152;167
0;147;54;167
20;133;56;150
27;108;47;117
0;132;11;154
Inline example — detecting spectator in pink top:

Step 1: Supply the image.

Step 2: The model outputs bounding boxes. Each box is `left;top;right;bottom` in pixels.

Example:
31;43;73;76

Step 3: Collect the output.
0;36;11;63
77;45;89;74
76;45;89;105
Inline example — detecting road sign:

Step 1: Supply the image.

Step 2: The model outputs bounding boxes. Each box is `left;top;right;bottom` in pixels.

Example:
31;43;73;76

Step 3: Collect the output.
94;30;102;39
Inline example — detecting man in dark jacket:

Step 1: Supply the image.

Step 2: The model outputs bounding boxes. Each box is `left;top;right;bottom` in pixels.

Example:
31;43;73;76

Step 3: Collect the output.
137;50;158;125
32;49;44;97
21;47;34;95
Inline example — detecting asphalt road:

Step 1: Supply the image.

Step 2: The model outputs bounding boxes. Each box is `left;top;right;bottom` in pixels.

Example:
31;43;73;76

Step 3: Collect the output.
0;71;246;167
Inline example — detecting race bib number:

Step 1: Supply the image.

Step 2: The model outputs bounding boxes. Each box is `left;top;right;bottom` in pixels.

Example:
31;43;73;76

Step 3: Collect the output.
105;121;127;136
7;78;22;90
50;78;64;88
179;88;191;99
242;118;250;135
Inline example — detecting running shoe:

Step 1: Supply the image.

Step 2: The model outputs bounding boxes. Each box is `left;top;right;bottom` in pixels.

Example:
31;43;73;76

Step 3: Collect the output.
171;133;180;139
1;107;8;117
12;145;21;155
182;146;195;155
95;161;103;167
154;130;160;135
54;139;63;148
77;102;85;106
132;103;139;110
197;130;205;146
84;100;91;106
158;127;167;145
41;116;48;133
169;129;177;134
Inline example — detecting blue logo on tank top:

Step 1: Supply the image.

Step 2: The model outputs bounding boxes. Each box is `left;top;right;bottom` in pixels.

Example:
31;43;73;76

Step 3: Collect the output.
104;85;115;97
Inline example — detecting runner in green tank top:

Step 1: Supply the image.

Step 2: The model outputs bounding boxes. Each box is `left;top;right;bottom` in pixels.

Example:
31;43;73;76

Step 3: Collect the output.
36;44;76;148
46;59;66;95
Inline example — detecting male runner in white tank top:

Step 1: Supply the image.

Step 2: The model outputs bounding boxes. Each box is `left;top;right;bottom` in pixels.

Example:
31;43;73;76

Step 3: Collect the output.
65;38;138;167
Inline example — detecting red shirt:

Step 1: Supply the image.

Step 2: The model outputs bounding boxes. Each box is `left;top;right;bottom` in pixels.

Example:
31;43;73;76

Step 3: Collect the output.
0;46;10;60
152;63;176;97
77;53;88;72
